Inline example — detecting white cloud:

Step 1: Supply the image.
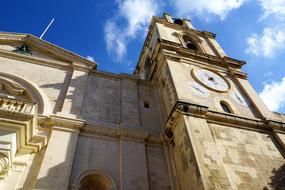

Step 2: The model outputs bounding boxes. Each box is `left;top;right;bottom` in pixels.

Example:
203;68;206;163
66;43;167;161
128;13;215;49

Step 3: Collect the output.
86;56;95;62
118;0;160;37
259;77;285;111
104;0;161;60
258;0;285;20
104;21;126;60
173;0;247;20
246;28;285;57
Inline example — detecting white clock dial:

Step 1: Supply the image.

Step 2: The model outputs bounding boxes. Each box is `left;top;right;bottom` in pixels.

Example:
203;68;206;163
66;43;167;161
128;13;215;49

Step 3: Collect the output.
192;68;230;92
189;82;209;97
231;91;248;106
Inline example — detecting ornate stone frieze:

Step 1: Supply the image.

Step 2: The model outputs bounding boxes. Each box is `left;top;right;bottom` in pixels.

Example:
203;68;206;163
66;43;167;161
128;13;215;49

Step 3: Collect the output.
0;97;35;114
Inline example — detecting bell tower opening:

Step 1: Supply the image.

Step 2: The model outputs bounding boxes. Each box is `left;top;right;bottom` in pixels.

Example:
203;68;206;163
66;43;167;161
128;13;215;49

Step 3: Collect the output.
183;35;198;50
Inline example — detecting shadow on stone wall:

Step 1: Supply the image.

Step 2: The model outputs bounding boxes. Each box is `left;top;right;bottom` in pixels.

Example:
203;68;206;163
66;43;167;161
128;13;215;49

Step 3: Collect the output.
267;164;285;189
39;71;72;114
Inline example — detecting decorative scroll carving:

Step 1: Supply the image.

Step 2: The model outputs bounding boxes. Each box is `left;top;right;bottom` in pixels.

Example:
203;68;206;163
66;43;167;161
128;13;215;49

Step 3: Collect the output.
0;154;8;175
0;77;25;96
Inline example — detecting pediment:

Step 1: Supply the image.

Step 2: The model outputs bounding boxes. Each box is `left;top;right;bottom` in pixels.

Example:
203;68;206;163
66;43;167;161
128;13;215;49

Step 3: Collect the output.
0;43;70;63
0;33;96;71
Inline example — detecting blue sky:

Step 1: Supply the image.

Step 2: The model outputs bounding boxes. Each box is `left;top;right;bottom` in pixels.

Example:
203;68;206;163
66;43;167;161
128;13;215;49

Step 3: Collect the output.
1;0;285;113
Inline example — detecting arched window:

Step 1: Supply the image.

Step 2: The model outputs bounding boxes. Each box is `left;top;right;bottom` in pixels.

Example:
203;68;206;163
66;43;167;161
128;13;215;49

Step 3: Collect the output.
220;101;232;113
182;35;198;50
78;173;115;190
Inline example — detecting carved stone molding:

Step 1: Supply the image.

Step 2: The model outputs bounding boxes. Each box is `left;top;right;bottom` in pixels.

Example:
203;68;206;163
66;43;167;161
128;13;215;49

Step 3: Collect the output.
0;32;96;71
164;100;285;132
0;154;8;177
81;124;161;145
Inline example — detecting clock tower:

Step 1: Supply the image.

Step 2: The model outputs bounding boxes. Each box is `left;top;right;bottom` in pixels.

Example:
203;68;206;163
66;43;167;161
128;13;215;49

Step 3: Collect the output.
135;13;285;189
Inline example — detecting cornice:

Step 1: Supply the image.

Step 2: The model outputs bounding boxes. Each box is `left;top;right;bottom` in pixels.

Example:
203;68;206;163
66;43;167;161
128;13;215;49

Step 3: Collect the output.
228;68;248;79
164;100;285;133
0;32;96;71
151;17;217;39
37;114;85;131
82;124;162;144
160;40;245;69
37;115;162;144
0;48;72;70
267;119;285;130
91;70;153;86
222;56;246;69
26;36;96;70
0;32;27;42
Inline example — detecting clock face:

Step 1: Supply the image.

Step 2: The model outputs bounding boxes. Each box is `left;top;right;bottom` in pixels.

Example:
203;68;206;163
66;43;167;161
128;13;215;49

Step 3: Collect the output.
189;82;209;97
192;68;230;92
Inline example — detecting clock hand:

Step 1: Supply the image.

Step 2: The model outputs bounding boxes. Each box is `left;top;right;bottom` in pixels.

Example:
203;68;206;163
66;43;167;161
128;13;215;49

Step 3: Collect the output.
204;73;218;85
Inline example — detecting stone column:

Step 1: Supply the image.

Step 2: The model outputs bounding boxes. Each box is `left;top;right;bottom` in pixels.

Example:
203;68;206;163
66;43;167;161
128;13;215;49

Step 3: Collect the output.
35;119;83;190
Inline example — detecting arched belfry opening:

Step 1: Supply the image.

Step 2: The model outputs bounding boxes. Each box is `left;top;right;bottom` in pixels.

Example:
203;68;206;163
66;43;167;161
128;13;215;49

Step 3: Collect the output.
182;35;198;50
173;18;184;25
174;32;202;52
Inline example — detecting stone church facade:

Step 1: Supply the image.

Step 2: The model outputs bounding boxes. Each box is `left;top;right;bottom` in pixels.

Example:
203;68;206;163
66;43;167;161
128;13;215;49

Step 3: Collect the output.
0;13;284;190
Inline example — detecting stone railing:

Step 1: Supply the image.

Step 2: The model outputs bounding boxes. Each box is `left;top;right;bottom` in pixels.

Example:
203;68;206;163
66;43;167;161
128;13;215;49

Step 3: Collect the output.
0;96;36;115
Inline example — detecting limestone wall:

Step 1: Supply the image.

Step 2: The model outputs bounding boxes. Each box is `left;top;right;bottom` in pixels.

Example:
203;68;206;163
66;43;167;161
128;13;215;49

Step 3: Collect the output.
69;135;121;189
138;84;162;135
146;144;171;190
80;72;162;132
210;123;285;189
0;56;71;114
69;134;172;190
171;114;285;190
171;117;206;190
80;74;122;125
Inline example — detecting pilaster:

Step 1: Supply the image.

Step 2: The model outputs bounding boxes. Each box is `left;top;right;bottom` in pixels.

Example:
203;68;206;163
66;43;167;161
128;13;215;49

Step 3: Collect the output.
120;130;149;190
35;118;84;190
120;76;140;127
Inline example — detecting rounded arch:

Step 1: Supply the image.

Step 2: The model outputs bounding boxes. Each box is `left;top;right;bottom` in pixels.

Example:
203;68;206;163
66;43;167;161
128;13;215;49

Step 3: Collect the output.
0;72;51;115
174;31;203;52
73;170;117;190
220;100;234;114
182;31;202;43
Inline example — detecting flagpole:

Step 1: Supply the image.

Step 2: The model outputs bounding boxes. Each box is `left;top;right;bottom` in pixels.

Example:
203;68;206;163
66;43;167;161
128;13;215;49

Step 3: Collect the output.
40;18;55;39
